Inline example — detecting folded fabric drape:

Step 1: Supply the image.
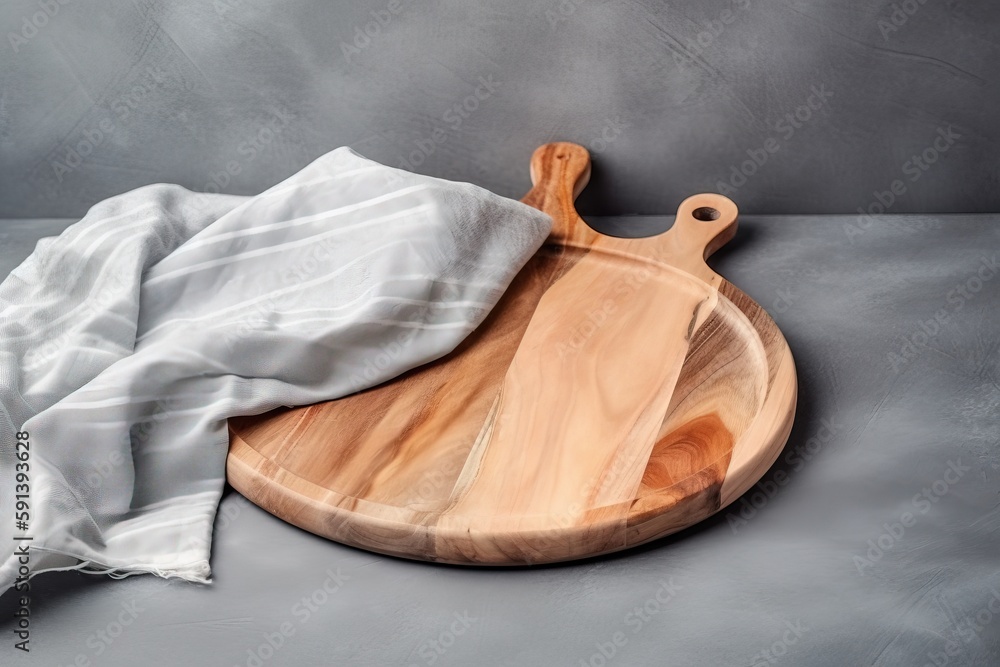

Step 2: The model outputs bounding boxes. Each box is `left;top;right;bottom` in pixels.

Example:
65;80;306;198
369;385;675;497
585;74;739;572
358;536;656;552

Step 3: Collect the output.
0;147;551;590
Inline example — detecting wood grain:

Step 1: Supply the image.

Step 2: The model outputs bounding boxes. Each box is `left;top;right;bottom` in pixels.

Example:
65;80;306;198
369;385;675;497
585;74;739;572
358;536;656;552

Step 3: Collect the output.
227;142;797;564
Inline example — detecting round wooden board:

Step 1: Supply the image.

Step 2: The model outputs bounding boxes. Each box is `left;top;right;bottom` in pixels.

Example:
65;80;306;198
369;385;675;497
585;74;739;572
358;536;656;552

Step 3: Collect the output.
227;142;797;565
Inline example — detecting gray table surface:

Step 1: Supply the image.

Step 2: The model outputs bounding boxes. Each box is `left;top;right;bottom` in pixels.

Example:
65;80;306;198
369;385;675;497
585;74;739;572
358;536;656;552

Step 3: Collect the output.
1;214;999;667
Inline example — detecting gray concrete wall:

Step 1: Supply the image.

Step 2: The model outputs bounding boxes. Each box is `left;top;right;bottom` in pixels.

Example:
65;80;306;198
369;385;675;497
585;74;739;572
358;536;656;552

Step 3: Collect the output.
1;0;998;218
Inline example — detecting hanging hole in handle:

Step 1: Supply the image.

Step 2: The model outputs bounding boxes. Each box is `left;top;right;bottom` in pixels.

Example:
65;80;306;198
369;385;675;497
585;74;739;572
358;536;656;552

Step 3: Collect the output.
692;207;721;222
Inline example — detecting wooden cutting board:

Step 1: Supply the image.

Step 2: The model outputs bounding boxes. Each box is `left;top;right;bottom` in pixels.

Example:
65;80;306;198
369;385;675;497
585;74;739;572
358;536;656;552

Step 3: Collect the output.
227;142;797;565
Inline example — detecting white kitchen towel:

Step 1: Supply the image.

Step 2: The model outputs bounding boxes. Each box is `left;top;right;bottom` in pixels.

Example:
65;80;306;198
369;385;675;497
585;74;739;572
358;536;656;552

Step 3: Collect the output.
0;147;551;590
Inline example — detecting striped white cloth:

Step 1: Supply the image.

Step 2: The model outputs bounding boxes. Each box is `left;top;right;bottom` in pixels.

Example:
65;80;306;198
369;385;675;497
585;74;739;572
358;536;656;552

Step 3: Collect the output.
0;147;550;589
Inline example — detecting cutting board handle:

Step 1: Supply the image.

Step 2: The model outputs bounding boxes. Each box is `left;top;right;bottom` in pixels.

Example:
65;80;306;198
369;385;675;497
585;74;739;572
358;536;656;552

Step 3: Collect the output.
520;142;739;283
521;142;599;246
668;193;739;262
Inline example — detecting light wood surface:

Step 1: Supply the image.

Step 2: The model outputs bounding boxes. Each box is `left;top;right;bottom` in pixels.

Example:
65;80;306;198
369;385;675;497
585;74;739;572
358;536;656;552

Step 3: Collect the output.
227;142;797;564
